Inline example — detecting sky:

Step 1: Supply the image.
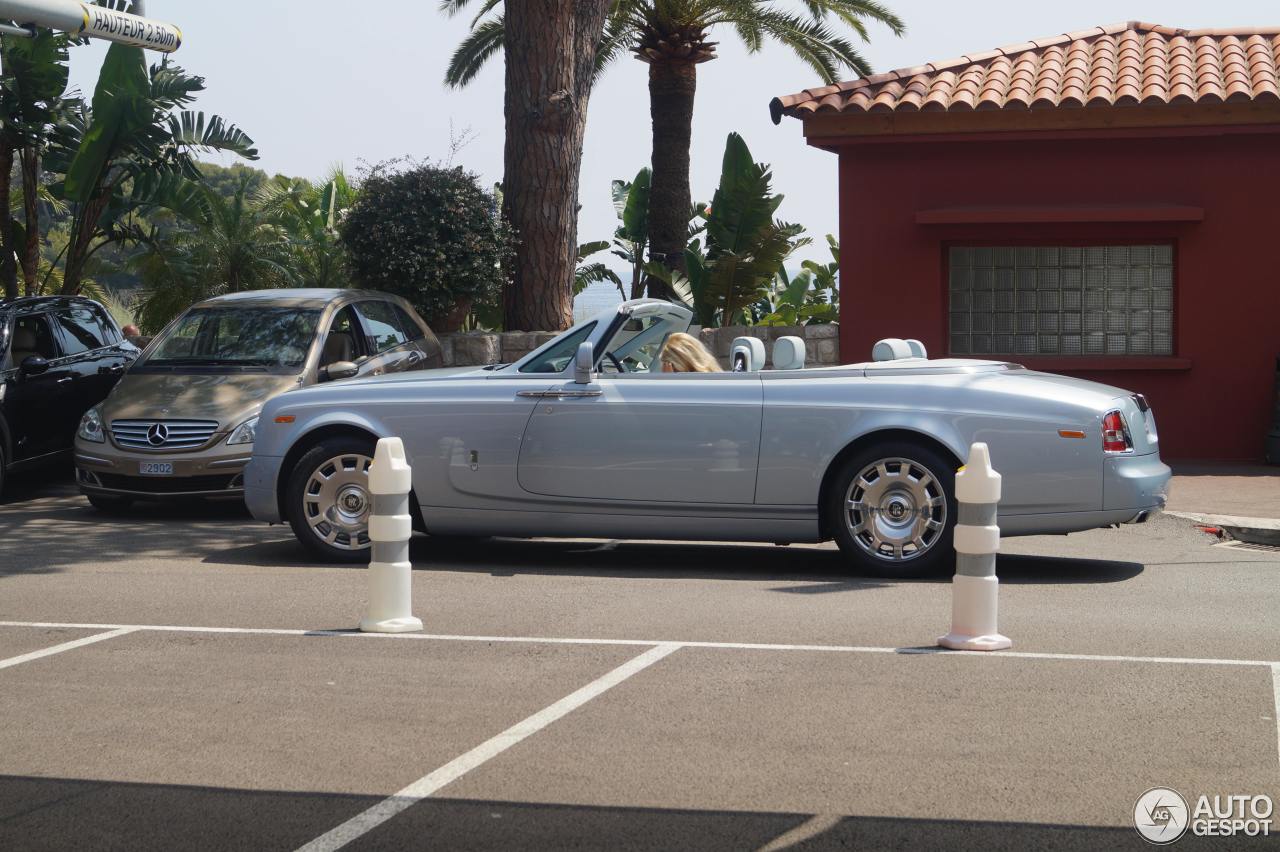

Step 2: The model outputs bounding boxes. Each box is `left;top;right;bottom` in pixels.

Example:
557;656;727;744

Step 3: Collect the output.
66;0;1277;287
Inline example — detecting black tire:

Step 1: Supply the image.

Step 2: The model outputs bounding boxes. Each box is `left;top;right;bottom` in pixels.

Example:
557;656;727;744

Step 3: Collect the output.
0;443;6;499
825;440;958;579
286;435;378;564
87;493;135;513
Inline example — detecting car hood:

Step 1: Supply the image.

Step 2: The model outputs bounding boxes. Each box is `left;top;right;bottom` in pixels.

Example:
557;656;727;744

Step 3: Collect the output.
100;372;300;428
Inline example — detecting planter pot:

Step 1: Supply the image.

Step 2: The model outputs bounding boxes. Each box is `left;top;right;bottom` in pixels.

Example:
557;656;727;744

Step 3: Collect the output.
426;297;474;334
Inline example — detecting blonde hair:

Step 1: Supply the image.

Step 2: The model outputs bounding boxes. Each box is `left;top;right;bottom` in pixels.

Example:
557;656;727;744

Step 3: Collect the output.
659;332;722;373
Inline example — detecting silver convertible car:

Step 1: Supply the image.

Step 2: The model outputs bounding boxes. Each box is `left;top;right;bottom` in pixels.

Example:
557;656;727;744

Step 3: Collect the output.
244;299;1170;576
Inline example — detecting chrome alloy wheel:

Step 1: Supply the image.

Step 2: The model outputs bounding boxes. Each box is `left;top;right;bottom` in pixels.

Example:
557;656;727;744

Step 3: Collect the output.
302;453;374;551
844;457;947;562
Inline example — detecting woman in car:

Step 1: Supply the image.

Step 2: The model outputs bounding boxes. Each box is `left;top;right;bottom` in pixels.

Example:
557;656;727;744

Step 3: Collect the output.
659;332;722;373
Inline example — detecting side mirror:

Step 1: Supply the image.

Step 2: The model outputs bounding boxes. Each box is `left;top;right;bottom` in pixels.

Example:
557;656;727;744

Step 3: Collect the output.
20;355;49;376
573;341;595;384
322;360;359;381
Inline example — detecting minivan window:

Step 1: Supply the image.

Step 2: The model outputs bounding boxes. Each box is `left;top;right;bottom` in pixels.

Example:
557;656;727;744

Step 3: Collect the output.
392;304;424;341
356;301;408;353
53;305;112;355
140;307;321;372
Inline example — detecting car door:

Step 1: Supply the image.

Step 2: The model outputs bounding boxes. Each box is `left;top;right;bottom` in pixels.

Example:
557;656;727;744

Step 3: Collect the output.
391;302;443;370
353;299;419;374
316;304;372;380
6;312;75;460
49;302;128;417
516;372;765;504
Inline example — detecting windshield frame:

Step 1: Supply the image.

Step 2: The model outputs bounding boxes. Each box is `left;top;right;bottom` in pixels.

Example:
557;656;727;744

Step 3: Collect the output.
507;300;694;377
132;304;324;375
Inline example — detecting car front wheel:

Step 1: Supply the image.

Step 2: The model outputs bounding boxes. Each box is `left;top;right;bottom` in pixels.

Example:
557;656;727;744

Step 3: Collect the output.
826;441;957;578
286;436;378;563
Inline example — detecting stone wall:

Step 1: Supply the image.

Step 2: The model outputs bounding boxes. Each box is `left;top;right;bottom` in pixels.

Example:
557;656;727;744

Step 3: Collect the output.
437;324;841;369
697;324;841;369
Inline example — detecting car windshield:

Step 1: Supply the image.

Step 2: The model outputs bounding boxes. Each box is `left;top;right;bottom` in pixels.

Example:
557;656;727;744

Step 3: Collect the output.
141;306;321;372
600;307;693;373
519;322;596;374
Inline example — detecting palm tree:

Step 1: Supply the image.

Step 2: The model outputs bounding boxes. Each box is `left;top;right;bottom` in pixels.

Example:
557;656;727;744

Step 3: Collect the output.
56;43;257;295
132;174;294;331
445;0;904;295
0;29;74;299
257;168;357;289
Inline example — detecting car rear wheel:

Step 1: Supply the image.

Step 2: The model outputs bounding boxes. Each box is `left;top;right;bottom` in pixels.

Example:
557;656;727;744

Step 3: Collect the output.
286;436;378;563
825;441;957;578
87;493;135;513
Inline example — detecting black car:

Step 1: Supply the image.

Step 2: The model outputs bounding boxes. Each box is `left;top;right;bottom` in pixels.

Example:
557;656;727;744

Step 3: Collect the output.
0;296;139;495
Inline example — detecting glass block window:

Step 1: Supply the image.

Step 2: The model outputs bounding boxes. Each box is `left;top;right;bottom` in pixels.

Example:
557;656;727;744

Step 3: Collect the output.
948;244;1173;356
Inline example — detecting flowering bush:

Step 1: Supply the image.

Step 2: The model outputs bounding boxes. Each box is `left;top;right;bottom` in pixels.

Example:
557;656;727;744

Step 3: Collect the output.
340;160;513;330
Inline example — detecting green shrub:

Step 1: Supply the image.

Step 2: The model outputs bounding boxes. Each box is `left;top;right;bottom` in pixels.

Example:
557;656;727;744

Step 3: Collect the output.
340;161;513;330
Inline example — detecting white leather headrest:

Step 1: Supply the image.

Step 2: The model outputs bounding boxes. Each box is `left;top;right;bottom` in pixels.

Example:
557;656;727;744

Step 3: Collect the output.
872;338;913;361
772;336;805;370
905;339;928;358
730;336;766;372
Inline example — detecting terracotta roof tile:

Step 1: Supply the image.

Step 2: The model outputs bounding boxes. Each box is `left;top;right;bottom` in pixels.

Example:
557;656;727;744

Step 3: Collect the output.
771;21;1280;122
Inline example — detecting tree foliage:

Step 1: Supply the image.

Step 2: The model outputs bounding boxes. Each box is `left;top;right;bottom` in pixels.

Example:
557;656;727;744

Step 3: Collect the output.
756;233;839;326
339;161;513;331
649;133;807;327
57;44;257;294
131;173;293;331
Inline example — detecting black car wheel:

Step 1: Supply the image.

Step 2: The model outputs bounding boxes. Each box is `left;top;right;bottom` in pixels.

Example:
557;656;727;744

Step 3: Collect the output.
286;435;379;563
826;441;958;579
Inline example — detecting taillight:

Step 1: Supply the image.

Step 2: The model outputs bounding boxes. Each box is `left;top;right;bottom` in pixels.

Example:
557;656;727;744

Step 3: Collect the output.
1102;410;1132;453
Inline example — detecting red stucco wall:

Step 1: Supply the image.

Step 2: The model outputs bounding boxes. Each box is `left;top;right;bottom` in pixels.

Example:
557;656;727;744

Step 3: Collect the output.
835;129;1280;460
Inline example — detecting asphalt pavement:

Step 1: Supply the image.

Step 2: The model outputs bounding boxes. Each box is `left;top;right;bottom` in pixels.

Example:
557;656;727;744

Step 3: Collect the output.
0;466;1277;851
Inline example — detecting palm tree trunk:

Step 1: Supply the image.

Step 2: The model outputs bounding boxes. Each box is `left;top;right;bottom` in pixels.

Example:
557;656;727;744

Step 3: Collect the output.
0;145;16;301
501;0;611;332
19;147;40;295
646;59;697;300
61;195;109;295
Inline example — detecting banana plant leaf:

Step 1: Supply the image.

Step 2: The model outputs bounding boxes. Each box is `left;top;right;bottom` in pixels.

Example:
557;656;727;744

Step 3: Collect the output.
2;30;70;137
64;44;152;202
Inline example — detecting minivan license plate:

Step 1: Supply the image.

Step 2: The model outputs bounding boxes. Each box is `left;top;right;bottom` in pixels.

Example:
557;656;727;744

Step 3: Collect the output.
139;462;173;476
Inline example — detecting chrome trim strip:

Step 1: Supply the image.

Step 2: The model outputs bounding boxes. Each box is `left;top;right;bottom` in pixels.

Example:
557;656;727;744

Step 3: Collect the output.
515;389;603;398
81;486;245;498
74;453;113;466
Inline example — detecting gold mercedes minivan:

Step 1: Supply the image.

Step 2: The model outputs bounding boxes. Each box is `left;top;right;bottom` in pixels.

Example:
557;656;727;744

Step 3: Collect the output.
73;288;441;509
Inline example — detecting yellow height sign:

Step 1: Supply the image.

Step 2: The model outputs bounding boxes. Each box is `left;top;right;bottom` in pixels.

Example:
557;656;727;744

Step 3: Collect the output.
0;0;181;52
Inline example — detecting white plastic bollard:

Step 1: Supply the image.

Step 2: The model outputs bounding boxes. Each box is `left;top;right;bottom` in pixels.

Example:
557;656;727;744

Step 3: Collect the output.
359;437;423;634
937;442;1011;651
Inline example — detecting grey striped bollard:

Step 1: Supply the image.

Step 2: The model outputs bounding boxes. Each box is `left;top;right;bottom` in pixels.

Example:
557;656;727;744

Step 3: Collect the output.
937;442;1011;651
359;437;423;634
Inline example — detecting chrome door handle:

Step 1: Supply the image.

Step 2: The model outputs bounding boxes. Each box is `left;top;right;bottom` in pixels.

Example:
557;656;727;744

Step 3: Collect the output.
516;388;603;399
56;376;73;383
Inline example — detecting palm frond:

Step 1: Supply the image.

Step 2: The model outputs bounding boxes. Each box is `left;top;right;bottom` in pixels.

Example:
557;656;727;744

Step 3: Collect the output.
166;111;259;159
445;18;505;88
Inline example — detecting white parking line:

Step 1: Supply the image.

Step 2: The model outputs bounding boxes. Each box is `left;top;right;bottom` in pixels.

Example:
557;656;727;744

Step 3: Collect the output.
0;627;136;671
0;620;1275;668
295;642;681;852
758;814;843;851
1272;665;1280;774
